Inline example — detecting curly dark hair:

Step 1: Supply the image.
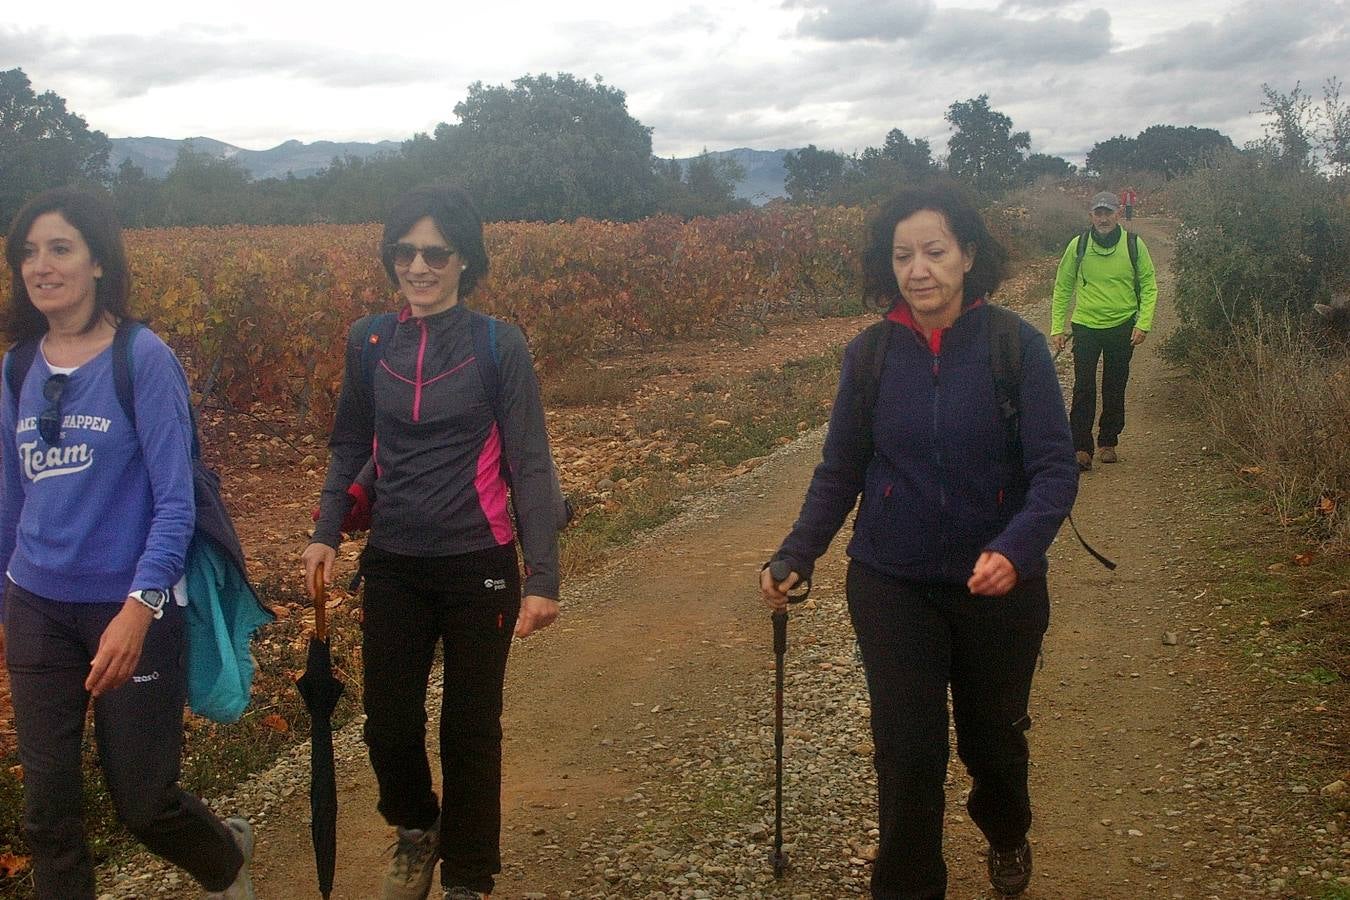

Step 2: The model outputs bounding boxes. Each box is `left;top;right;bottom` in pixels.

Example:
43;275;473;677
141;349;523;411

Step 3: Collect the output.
860;182;1008;311
380;185;489;299
4;187;133;342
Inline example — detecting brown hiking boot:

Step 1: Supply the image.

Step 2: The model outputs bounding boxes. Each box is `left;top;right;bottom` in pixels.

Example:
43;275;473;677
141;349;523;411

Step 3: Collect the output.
1075;451;1092;471
1099;447;1118;463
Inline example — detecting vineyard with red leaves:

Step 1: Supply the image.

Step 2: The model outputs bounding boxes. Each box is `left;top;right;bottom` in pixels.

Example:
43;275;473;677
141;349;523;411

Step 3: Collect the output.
1;207;864;424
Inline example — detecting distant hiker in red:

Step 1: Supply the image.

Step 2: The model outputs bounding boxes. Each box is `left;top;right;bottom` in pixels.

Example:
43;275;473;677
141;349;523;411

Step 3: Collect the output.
1119;186;1138;221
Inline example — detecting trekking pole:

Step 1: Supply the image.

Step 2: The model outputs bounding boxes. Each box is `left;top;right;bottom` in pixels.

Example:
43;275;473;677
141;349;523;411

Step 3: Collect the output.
768;559;810;878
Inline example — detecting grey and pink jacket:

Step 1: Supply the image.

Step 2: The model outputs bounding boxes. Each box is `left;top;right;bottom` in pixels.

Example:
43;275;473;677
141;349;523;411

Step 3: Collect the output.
314;303;561;599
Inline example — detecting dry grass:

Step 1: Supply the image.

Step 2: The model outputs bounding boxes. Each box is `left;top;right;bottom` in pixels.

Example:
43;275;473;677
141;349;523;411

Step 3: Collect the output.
1190;314;1350;551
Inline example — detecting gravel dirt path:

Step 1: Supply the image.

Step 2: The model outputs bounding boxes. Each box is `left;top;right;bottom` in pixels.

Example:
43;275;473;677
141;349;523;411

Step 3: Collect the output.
103;219;1348;899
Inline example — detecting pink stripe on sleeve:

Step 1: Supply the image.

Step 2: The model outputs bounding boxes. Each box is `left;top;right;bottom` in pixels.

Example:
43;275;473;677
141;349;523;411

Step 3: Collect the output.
476;422;514;544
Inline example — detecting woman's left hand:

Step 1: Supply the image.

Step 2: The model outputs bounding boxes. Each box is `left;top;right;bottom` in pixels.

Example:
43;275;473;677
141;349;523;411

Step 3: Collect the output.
967;551;1017;597
515;595;559;638
85;600;155;697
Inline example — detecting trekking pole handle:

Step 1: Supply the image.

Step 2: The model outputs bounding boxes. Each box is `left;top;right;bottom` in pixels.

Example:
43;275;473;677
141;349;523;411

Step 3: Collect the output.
769;560;810;604
313;561;328;642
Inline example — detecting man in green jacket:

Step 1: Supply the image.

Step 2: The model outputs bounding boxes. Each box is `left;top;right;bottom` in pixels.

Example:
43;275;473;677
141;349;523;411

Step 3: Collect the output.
1051;191;1158;471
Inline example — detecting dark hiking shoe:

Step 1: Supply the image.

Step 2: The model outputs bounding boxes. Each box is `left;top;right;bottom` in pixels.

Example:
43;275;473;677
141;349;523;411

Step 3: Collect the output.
1099;446;1118;463
442;888;484;899
1076;451;1092;471
383;817;440;900
988;841;1032;896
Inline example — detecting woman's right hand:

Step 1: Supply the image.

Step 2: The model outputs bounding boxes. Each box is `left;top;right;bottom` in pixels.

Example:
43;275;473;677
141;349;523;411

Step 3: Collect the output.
301;542;336;600
760;566;799;613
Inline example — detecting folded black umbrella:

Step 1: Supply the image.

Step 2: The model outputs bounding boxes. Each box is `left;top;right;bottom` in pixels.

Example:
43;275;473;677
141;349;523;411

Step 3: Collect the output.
296;564;344;899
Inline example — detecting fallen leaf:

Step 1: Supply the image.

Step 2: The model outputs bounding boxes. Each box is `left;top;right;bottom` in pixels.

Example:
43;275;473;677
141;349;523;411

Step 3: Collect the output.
1239;465;1264;476
260;714;290;733
1292;552;1315;567
0;852;30;877
1318;495;1336;516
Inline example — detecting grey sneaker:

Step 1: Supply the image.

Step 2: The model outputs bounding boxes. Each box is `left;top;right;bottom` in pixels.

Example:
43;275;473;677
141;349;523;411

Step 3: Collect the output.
382;818;440;900
204;816;254;899
1098;446;1118;463
442;889;483;900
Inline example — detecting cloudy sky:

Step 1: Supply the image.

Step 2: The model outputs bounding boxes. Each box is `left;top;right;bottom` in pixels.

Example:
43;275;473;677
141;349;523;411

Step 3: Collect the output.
3;0;1346;165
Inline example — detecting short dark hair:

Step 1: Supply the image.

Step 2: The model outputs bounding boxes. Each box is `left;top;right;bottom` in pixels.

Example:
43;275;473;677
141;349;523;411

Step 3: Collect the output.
4;186;132;342
861;182;1008;311
380;185;489;299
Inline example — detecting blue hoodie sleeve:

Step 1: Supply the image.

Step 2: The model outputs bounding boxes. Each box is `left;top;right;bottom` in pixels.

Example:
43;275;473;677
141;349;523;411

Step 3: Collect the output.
128;331;196;593
984;324;1078;575
774;334;871;581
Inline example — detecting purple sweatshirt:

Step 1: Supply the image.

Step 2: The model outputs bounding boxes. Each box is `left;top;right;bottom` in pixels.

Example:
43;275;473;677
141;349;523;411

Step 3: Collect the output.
0;328;195;615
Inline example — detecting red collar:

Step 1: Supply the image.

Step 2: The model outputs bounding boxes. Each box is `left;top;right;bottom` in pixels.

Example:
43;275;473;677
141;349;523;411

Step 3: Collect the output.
886;296;986;355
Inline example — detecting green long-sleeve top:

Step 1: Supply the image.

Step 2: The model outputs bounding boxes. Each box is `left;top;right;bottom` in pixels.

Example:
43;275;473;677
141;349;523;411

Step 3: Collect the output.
1050;228;1158;335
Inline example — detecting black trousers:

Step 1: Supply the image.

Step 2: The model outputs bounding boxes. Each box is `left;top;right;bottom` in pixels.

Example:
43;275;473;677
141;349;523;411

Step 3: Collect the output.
846;562;1048;900
4;582;244;898
359;542;521;894
1070;319;1136;455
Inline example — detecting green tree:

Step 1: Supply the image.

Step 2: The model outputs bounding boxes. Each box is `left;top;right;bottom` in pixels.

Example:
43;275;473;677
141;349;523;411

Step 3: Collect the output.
944;95;1029;194
153;145;254;225
654;150;746;219
1085;135;1136;175
1020;153;1075;181
783;144;847;203
0;68;111;223
438;73;657;221
1259;82;1315;171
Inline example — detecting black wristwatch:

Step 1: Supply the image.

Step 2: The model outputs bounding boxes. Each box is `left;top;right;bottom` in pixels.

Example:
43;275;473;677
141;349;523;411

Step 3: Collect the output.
129;588;169;620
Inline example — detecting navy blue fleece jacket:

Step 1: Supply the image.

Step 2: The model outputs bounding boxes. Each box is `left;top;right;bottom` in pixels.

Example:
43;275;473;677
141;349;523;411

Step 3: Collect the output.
777;302;1078;586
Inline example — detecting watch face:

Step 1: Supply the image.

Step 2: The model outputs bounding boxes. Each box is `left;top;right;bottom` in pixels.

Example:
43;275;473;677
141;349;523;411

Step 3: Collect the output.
142;589;167;608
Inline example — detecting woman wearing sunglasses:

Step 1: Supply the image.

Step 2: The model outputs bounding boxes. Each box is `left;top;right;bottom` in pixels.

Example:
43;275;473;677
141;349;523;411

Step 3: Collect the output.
0;188;254;898
302;184;562;900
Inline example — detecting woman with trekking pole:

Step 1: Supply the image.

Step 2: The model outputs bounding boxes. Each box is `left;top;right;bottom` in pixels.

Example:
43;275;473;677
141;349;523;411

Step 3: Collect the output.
0;187;255;898
302;184;564;900
761;183;1078;899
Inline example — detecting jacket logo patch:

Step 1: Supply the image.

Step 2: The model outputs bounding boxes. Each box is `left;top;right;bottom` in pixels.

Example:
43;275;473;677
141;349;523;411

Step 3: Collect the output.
483;578;506;591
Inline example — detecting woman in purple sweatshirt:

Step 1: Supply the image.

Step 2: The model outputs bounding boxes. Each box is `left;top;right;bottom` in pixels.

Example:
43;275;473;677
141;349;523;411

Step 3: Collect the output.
761;184;1078;899
0;188;253;898
303;185;563;900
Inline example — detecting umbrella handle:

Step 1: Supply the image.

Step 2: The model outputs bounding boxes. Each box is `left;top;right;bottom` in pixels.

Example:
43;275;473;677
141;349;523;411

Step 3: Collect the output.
313;561;328;642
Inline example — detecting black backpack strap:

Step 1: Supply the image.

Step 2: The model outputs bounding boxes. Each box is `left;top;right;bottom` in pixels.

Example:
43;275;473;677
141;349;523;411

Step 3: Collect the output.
111;321;145;429
1126;231;1141;305
355;312;398;397
853;319;895;464
986;304;1023;460
4;339;40;415
469;310;502;421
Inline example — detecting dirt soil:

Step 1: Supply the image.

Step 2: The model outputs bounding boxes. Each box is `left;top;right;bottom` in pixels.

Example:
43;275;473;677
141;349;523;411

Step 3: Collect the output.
15;220;1348;898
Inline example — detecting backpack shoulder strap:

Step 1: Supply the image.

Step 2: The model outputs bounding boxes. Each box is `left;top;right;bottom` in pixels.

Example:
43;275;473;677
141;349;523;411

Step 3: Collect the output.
469;310;503;420
4;338;40;415
985;305;1023;458
111;320;146;429
354;312;398;395
853;319;894;460
1126;231;1141;303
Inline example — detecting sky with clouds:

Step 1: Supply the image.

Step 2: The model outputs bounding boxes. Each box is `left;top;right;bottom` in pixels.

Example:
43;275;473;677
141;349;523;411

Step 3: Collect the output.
3;0;1346;165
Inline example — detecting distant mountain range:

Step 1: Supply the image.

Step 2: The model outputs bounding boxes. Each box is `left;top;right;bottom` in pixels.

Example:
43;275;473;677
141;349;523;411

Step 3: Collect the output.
108;138;792;203
110;137;403;181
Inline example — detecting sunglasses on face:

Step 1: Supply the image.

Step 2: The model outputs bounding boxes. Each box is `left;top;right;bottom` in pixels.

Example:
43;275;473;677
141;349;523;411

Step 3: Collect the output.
39;374;69;445
388;243;457;270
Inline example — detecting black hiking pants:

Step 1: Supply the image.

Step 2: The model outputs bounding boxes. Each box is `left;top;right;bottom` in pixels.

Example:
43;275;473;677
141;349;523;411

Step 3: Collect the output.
846;562;1048;900
1070;319;1136;456
359;542;520;895
4;581;245;899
